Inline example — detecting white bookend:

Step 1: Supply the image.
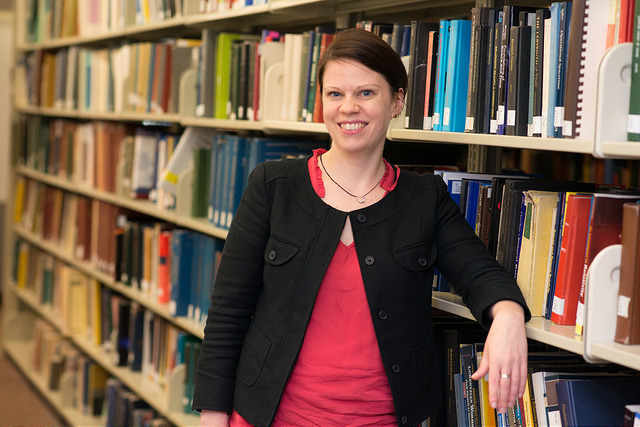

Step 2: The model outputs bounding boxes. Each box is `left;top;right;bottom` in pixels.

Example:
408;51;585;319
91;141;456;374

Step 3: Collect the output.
157;127;212;194
583;244;621;363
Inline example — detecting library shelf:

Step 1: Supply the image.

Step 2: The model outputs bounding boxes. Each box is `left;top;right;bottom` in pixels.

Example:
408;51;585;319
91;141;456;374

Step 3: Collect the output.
13;225;205;340
388;128;596;155
433;292;584;356
16;166;229;240
3;339;105;427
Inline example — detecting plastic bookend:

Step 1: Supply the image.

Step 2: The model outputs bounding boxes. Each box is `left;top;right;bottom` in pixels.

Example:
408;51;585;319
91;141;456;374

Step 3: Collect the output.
583;244;621;364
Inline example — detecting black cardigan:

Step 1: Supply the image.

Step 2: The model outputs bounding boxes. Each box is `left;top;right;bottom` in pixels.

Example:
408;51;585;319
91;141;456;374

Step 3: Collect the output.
192;157;530;426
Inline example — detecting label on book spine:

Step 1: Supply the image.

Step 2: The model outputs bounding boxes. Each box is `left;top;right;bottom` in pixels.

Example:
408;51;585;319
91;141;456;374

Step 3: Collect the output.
618;295;631;318
552;296;565;316
628;114;640;134
496;105;505;125
554;106;565;127
507;109;516;126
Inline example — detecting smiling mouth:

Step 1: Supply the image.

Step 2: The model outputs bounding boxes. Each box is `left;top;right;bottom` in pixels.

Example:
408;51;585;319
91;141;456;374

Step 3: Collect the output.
340;123;367;131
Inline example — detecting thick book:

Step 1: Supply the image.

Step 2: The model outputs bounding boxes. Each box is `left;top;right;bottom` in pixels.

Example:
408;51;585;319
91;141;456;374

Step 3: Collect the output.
505;24;532;136
432;19;451;132
460;343;481;427
516;190;560;316
406;21;440;130
422;30;439;130
213;32;242;119
465;7;484;133
169;229;196;317
552;1;572;138
532;8;550;137
549;193;593;326
575;193;640;335
442;19;471;133
614;202;640;344
555;376;640;427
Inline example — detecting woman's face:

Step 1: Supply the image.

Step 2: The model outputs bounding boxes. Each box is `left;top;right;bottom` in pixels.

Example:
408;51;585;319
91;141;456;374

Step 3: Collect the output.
321;59;403;155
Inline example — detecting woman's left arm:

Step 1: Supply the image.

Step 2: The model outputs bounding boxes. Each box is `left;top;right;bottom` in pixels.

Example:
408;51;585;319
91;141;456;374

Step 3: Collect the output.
471;300;528;414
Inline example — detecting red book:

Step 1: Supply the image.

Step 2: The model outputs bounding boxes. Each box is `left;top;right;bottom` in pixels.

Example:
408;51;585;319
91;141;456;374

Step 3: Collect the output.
575;193;640;335
157;229;172;304
550;194;592;325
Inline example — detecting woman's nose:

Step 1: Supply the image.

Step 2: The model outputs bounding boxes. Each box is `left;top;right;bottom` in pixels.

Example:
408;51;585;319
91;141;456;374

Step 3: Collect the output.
339;96;359;113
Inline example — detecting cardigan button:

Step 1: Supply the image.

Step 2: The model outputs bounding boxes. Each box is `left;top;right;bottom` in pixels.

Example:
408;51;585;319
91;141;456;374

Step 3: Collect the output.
392;364;400;373
268;250;277;260
364;256;375;265
400;415;408;424
378;311;388;320
418;257;427;267
356;213;367;223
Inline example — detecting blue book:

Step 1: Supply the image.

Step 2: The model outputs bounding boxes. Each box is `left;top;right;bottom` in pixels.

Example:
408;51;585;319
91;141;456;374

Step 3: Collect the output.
170;229;196;317
555;376;640;427
546;2;562;137
553;2;572;138
463;179;491;228
207;133;219;223
211;135;228;228
190;232;204;322
442;19;472;132
224;136;249;229
432;19;450;131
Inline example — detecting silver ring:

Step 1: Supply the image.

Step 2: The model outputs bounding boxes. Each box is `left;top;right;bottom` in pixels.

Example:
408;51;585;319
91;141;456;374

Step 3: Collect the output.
501;373;511;379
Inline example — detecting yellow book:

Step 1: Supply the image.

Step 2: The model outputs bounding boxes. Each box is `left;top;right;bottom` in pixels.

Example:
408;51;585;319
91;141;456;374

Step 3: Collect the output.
89;278;102;345
476;351;496;427
12;176;26;224
15;241;30;289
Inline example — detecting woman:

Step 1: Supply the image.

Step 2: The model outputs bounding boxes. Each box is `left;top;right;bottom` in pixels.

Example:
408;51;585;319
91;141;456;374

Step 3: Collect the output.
193;28;530;427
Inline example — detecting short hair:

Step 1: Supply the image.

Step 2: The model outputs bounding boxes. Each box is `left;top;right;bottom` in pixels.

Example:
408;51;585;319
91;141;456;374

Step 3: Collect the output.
317;28;408;95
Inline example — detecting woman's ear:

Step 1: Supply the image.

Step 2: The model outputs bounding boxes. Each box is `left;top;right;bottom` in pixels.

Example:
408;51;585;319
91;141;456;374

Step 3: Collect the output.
393;88;405;118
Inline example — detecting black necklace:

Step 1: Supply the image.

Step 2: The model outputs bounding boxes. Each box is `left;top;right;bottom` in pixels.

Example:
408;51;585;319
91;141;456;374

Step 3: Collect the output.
319;154;380;204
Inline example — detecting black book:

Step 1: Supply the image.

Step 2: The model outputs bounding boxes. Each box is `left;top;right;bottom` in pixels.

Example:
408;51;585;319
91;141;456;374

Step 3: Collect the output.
465;7;483;133
513;25;532;136
489;21;502;134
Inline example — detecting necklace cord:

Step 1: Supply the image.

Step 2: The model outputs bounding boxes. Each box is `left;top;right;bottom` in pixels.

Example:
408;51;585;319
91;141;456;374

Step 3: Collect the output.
319;155;380;203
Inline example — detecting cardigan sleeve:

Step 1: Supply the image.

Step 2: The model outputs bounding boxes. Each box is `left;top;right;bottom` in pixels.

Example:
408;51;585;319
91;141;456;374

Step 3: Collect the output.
192;162;272;413
431;175;531;329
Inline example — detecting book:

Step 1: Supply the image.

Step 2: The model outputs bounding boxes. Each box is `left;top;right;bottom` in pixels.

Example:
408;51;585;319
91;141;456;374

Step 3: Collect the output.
629;0;640;141
532;8;551;137
432;19;451;132
214;32;242;119
157;127;213;194
169;229;196;317
442;19;471;133
575;193;640;335
614;201;640;344
516;190;559;316
552;2;572;138
556;376;640;427
422;30;439;130
549;194;593;326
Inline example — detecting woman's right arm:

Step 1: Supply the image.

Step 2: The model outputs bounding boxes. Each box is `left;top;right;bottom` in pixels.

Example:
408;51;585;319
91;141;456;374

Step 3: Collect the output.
200;410;230;427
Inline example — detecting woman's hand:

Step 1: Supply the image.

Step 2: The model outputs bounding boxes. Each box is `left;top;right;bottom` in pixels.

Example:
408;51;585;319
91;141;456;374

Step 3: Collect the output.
471;300;527;414
200;410;230;427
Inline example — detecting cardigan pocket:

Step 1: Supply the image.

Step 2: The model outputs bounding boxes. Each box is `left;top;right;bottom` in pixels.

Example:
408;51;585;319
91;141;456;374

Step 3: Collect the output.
236;323;272;387
411;332;435;394
392;241;437;272
263;235;300;266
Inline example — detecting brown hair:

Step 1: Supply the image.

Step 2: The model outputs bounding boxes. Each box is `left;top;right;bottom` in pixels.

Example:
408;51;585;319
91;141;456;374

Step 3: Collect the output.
318;28;408;96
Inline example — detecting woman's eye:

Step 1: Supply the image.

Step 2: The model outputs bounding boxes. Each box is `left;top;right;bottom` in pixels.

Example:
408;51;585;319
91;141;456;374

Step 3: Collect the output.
360;89;373;97
327;91;342;98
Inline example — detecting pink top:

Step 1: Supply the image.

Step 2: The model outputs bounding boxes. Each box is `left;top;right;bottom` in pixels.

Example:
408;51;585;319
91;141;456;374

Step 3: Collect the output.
228;151;400;426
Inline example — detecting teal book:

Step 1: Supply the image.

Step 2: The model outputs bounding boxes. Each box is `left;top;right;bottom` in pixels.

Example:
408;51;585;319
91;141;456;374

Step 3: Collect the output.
442;19;471;133
432;19;451;132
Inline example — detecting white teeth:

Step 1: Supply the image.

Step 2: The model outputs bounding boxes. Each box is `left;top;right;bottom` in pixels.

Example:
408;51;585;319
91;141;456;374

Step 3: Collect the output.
341;123;365;131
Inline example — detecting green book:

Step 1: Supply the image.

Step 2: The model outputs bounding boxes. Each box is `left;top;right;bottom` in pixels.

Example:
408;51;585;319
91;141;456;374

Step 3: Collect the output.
214;32;242;119
191;147;212;218
629;0;640;141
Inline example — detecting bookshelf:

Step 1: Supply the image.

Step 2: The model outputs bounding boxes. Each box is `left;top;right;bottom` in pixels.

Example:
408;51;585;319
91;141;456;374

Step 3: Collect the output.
4;0;640;426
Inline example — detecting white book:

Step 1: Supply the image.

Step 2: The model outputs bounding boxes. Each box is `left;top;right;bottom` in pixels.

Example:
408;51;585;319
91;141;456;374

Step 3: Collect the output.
288;33;304;121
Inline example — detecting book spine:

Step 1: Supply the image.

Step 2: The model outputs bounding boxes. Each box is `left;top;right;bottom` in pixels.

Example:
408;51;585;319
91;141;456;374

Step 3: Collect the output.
628;0;640;141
